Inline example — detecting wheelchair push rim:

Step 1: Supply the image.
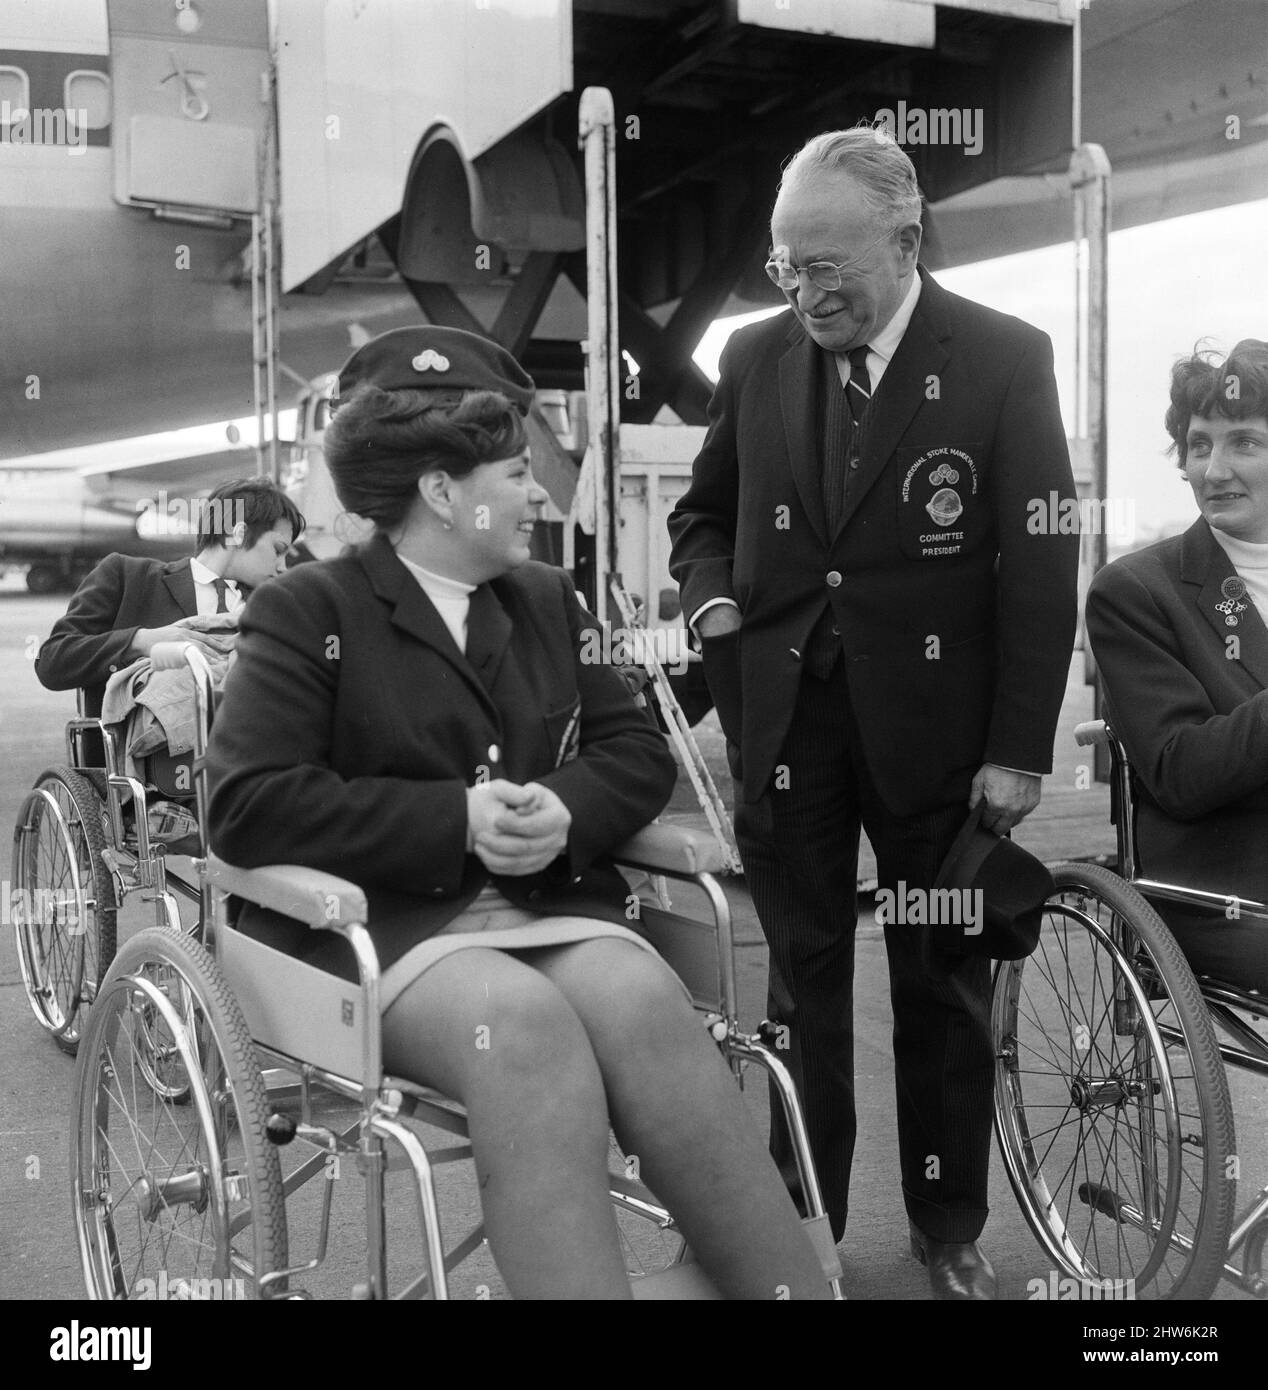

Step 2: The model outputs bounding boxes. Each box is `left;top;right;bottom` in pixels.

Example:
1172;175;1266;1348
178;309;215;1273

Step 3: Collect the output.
12;767;117;1052
993;862;1236;1300
72;928;287;1300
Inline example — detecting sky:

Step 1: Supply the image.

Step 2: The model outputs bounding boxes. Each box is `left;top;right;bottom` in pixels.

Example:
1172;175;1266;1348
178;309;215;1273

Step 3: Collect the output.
694;197;1268;547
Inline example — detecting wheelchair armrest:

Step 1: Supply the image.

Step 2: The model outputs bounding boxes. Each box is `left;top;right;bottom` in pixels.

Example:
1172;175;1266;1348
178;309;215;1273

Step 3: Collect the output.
612;823;729;876
1074;719;1108;748
206;854;368;928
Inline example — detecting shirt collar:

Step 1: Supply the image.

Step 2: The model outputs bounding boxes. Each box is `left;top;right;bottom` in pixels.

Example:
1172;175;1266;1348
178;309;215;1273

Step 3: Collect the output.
189;556;236;588
867;269;922;366
396;553;477;599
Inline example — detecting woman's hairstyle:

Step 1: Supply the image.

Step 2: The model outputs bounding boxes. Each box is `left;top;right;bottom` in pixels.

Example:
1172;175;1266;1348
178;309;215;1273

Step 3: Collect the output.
1166;340;1268;469
777;123;924;230
196;476;305;552
323;384;529;529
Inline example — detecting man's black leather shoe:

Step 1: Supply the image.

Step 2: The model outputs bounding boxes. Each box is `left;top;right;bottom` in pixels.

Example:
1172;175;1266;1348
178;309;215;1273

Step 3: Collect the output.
909;1222;997;1300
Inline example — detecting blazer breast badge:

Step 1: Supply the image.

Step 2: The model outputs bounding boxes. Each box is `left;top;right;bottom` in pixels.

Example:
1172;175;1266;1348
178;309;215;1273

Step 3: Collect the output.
1216;575;1249;627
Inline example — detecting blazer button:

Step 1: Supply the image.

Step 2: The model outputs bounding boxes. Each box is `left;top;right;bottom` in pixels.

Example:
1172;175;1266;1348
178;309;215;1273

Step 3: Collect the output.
831;625;840;637
430;888;444;898
527;889;542;902
789;647;802;661
848;456;860;470
826;571;843;588
487;744;500;764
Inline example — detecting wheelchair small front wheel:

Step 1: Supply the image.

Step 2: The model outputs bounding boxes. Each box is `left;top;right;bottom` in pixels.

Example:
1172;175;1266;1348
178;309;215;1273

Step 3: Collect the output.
72;928;288;1299
993;862;1235;1300
12;766;117;1054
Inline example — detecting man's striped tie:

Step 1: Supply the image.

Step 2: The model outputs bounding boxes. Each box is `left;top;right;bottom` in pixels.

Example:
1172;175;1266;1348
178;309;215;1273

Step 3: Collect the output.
845;343;871;424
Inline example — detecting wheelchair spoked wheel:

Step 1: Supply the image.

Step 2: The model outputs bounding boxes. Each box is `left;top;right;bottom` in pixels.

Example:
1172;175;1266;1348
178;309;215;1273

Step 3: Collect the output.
993;863;1235;1299
12;766;117;1054
608;1137;688;1281
72;928;288;1300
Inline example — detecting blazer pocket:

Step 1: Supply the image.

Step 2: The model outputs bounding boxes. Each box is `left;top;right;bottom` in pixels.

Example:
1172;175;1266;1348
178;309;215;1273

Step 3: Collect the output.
700;628;743;746
895;443;986;562
543;696;583;768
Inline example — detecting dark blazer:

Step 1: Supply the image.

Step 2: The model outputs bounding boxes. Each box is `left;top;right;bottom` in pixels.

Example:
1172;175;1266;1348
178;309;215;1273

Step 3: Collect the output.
205;535;677;974
668;268;1079;814
1085;518;1268;899
36;554;197;714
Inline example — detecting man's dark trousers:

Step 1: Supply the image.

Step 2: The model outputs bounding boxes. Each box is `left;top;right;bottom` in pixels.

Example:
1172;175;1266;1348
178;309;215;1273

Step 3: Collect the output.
735;655;994;1245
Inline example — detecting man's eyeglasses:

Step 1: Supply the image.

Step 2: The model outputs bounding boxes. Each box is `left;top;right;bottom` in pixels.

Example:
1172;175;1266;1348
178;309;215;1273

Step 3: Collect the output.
765;224;903;292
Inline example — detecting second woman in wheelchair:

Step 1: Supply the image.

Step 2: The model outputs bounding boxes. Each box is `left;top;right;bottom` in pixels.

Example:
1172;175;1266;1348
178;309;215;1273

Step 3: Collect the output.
206;326;829;1299
1085;339;1268;990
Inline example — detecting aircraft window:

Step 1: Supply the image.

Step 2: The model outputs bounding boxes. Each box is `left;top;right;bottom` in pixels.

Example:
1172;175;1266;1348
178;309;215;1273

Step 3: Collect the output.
65;71;111;130
0;67;29;119
311;398;332;433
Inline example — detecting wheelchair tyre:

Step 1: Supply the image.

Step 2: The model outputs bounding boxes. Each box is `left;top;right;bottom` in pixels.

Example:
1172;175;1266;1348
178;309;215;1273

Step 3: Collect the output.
73;927;288;1299
993;862;1235;1300
12;766;117;1054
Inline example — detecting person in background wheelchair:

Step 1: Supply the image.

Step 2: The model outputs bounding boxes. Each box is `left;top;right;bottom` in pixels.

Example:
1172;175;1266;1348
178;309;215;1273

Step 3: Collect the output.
1085;339;1268;991
205;326;829;1300
35;476;304;714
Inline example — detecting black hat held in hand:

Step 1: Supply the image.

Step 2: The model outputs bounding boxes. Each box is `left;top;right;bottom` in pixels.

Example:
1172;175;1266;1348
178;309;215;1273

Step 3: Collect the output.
924;803;1055;960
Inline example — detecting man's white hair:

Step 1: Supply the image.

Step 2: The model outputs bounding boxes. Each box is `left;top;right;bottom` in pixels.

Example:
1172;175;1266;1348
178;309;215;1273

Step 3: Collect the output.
778;124;923;229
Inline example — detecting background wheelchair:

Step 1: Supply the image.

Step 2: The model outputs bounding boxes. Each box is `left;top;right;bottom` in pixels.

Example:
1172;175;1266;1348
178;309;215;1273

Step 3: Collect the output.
992;718;1267;1301
12;690;206;1055
68;649;844;1300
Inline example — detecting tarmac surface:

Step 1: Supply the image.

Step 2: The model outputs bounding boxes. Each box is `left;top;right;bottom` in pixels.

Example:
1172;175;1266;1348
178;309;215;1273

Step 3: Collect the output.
1;573;1263;1303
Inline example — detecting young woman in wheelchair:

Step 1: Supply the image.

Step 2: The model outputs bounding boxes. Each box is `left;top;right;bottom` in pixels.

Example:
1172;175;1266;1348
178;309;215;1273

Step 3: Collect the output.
205;327;829;1300
1085;339;1268;992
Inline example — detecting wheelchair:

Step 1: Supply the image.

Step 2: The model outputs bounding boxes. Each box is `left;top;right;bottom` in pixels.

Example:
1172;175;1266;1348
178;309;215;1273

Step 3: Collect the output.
12;691;206;1055
992;718;1267;1301
66;649;845;1300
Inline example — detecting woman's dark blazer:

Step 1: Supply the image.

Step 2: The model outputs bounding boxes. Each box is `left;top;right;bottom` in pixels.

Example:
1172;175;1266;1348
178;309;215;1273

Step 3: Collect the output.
205;534;677;975
1085;517;1268;906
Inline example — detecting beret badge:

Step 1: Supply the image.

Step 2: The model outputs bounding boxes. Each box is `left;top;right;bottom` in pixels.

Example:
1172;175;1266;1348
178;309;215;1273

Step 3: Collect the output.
411;349;451;373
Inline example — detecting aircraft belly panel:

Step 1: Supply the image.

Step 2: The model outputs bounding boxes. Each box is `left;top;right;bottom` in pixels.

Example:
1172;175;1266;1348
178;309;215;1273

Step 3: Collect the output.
276;0;573;290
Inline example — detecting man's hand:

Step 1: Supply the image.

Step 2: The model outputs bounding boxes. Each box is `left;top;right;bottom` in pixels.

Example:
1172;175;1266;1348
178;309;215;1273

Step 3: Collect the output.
132;624;223;659
465;779;572;876
969;764;1041;835
696;605;741;640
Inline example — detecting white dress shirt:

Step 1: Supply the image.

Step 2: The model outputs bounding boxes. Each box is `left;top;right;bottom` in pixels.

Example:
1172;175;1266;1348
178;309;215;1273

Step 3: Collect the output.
189;556;242;616
832;269;922;394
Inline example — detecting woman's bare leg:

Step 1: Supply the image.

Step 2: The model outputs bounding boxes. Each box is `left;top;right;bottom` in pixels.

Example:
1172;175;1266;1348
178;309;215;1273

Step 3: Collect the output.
381;947;632;1299
529;938;831;1300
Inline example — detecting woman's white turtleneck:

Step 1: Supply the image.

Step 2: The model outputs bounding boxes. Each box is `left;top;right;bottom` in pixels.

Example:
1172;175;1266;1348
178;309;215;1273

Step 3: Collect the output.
396;553;477;653
1208;526;1268;619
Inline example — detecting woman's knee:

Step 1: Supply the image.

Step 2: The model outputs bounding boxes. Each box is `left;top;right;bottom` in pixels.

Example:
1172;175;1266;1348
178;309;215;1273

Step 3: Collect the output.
384;952;602;1100
560;943;699;1041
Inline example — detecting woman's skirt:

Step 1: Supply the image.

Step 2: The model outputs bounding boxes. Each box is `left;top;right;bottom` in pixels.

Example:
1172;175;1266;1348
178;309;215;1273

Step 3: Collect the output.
379;883;684;1014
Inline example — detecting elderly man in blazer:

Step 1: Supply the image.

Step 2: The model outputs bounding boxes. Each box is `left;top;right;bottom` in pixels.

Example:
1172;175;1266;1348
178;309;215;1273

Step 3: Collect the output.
668;125;1079;1298
1085;340;1268;991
